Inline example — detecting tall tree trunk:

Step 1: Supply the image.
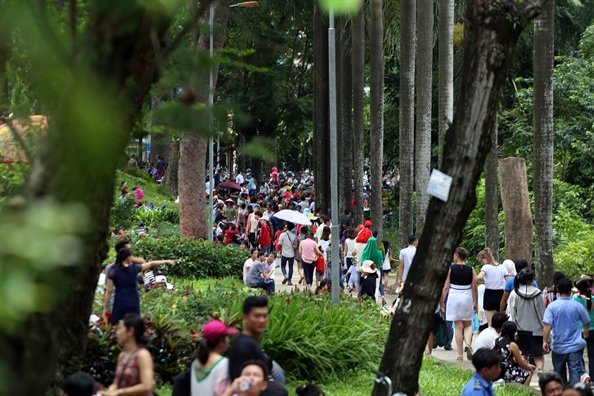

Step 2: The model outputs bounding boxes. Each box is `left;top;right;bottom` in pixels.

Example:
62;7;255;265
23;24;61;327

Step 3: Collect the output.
438;0;454;168
415;0;433;233
162;140;179;196
484;118;500;261
399;0;416;247
179;0;231;238
499;157;534;263
339;18;353;216
370;0;385;239
533;0;554;286
0;1;179;393
373;1;545;394
149;94;172;166
313;5;331;214
351;4;365;225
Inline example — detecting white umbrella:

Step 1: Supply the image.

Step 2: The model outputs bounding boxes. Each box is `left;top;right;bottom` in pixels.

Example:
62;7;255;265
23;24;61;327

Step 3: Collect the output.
273;209;312;226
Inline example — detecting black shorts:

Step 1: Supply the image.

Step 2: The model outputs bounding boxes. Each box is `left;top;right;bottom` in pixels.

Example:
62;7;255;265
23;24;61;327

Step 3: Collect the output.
483;288;504;311
517;331;544;357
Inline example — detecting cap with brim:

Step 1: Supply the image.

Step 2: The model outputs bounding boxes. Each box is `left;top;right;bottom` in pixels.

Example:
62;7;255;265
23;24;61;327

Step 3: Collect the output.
361;260;377;274
308;213;318;220
225;199;234;203
202;320;238;343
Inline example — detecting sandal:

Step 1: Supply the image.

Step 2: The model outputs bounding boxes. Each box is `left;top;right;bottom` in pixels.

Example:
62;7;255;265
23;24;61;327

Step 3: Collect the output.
299;276;304;285
456;357;464;361
464;344;473;361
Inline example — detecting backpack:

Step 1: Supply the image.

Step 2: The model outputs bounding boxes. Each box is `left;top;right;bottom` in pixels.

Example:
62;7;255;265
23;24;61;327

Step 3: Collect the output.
433;311;449;347
291;233;299;250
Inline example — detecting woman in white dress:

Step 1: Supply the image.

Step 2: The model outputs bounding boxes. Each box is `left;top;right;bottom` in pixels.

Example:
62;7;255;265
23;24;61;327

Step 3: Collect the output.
475;247;509;326
442;247;478;361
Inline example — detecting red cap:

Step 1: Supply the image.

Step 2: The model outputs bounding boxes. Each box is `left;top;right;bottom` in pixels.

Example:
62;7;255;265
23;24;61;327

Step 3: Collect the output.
202;320;238;343
364;220;373;227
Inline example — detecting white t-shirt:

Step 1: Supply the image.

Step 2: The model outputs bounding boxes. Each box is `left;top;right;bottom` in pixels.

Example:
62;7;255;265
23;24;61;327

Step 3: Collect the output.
318;240;330;261
243;258;254;283
481;264;508;290
236;174;245;185
315;224;326;240
399;245;417;281
473;327;499;351
345;238;356;257
278;231;296;258
191;357;230;396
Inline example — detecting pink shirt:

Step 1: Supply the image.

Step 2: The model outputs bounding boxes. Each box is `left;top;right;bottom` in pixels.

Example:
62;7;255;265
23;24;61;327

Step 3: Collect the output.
300;238;318;263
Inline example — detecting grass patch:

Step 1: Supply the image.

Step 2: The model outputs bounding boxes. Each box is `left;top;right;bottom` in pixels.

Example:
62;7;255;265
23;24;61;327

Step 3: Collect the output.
115;170;178;210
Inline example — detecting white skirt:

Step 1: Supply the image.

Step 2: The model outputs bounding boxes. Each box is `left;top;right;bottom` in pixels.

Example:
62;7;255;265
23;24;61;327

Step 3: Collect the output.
446;287;473;321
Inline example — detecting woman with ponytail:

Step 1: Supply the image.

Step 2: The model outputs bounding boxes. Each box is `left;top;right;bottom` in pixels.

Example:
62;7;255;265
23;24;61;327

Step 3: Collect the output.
506;268;546;376
172;320;237;396
544;272;567;307
104;248;176;324
475;247;509;326
573;278;594;377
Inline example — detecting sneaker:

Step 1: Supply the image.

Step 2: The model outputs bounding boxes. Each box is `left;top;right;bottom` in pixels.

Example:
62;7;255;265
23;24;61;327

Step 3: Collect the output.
287;281;292;285
464;345;473;361
444;345;453;351
536;368;543;378
282;277;288;285
581;373;591;383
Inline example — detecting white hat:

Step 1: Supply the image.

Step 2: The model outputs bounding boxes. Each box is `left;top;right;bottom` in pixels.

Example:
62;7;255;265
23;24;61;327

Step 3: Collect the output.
361;260;377;274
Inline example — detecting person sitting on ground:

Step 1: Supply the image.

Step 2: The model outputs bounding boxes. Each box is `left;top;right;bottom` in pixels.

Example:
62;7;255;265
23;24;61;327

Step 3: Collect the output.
296;384;325;396
460;348;502;396
228;297;269;381
172;320;237;396
315;278;331;295
538;371;563;396
245;251;275;295
473;312;509;352
222;360;269;396
562;382;594;396
243;249;258;284
358;260;378;300
62;373;102;396
493;321;536;385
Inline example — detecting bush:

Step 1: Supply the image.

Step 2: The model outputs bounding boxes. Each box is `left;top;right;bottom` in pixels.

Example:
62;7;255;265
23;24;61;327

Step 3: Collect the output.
132;237;246;279
109;194;136;233
156;222;180;238
87;279;388;385
135;207;180;227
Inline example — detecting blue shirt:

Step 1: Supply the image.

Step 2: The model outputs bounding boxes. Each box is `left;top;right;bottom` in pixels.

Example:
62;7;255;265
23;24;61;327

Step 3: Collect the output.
504;278;538;291
543;296;590;354
461;372;493;396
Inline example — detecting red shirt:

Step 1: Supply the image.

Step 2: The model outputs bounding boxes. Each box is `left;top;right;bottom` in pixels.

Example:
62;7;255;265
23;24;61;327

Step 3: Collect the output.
224;229;238;244
259;223;271;246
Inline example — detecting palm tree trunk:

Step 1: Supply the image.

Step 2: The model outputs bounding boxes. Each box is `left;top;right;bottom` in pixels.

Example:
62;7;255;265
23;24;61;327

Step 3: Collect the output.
313;5;331;214
373;0;547;393
485;118;500;261
399;0;416;247
533;0;555;287
415;0;433;233
179;0;231;238
438;0;454;168
352;3;365;225
370;0;385;239
338;17;353;217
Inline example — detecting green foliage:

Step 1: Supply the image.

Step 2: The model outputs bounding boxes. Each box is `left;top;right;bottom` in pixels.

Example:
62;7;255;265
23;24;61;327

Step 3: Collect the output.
131;237;245;279
88;278;387;385
114;171;177;209
0;163;30;202
156;222;181;238
135;207;180;227
109;194;136;233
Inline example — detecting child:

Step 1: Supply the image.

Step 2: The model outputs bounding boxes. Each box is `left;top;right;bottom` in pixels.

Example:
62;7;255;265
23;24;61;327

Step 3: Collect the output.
347;263;360;292
461;348;502;396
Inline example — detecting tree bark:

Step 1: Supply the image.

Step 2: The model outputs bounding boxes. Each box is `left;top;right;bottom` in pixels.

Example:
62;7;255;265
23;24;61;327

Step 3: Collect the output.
373;1;545;394
415;0;433;233
399;0;416;248
438;0;454;169
338;17;353;217
313;5;331;214
533;0;555;287
351;4;365;225
370;0;385;239
162;140;179;196
0;1;180;394
499;157;534;263
149;94;173;166
485;118;499;261
179;0;231;238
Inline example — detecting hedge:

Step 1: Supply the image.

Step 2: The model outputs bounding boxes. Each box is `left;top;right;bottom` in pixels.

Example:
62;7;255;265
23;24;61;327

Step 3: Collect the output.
132;237;245;279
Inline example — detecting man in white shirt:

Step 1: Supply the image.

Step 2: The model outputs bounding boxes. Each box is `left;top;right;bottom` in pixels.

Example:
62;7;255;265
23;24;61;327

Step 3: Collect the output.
473;312;508;352
278;223;297;285
243;249;258;284
236;171;245;185
398;235;418;286
315;216;330;241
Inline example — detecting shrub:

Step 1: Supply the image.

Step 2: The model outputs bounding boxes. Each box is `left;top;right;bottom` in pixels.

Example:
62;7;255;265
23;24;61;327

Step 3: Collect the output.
156;222;180;238
132;237;245;279
87;279;388;385
109;194;136;233
135;207;180;227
